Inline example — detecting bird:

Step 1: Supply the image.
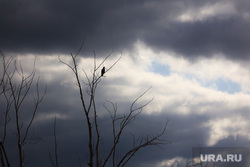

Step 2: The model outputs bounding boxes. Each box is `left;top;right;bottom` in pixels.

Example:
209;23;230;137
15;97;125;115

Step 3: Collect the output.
101;67;105;76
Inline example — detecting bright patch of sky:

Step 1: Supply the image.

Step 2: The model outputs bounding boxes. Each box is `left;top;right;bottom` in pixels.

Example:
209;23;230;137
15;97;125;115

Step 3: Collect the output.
174;71;242;94
151;61;242;94
204;78;241;94
151;61;170;76
132;41;245;95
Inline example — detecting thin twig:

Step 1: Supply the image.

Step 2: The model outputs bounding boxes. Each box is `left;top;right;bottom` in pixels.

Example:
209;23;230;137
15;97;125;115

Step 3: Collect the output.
54;117;59;167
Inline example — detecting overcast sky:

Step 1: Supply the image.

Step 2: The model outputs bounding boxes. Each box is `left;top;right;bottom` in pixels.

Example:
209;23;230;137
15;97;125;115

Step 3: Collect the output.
1;0;250;166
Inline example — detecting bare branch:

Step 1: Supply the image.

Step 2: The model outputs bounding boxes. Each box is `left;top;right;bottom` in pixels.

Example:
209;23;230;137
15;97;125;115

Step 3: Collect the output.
53;117;59;167
117;120;169;167
60;49;95;167
96;50;113;71
101;87;166;167
105;55;122;74
0;140;10;167
21;77;47;145
0;52;46;167
58;55;75;72
60;42;168;167
75;39;85;57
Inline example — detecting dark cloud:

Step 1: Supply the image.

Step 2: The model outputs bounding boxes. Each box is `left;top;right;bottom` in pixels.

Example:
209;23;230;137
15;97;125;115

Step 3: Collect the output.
0;0;105;54
1;0;250;61
0;0;157;55
144;16;250;61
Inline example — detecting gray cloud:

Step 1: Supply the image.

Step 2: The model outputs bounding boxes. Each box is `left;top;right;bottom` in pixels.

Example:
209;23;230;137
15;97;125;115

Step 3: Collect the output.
2;0;250;61
0;0;154;55
144;16;250;61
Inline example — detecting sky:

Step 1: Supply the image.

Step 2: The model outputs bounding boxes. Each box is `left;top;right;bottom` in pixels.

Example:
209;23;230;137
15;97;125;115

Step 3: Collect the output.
1;0;250;166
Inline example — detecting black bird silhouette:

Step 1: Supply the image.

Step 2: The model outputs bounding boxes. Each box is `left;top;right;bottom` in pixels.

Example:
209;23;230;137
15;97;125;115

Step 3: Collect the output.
101;67;105;76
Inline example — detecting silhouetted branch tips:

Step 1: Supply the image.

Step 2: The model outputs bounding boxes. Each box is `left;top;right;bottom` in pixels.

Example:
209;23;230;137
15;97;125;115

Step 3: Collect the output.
101;86;168;167
102;54;122;78
58;42;168;167
116;119;169;167
96;50;114;71
0;51;45;167
75;39;85;57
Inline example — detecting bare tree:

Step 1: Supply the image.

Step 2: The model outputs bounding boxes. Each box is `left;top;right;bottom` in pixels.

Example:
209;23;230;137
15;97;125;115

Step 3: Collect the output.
0;51;46;167
59;43;168;167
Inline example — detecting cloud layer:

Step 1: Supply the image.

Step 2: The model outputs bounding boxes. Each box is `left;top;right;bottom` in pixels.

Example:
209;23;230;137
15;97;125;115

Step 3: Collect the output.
1;0;250;61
